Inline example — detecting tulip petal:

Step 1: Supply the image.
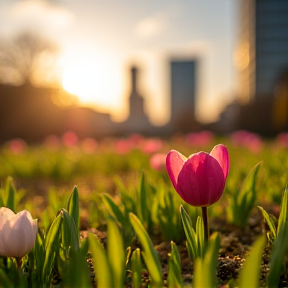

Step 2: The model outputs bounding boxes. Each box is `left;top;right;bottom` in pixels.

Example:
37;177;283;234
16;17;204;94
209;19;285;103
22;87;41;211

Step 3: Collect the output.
210;144;230;179
178;152;225;207
0;207;15;229
3;212;35;258
166;150;187;193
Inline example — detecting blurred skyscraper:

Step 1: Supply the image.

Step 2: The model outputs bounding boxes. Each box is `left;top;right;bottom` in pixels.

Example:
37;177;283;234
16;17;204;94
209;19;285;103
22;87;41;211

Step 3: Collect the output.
235;0;288;102
169;60;198;133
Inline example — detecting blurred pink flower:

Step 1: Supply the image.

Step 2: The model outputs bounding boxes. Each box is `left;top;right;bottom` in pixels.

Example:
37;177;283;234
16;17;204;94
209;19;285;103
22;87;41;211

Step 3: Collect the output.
115;139;134;154
166;144;229;207
6;139;27;154
81;138;98;154
230;130;263;153
44;134;60;151
127;133;144;146
186;131;214;147
141;138;163;154
0;207;38;258
276;132;288;147
150;153;166;171
61;131;79;147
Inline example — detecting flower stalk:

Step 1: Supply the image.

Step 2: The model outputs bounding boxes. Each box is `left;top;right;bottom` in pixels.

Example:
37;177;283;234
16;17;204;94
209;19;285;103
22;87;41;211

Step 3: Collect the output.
201;206;210;241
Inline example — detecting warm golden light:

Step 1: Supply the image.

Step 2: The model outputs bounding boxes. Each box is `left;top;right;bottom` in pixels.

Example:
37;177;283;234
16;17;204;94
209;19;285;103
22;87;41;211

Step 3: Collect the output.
61;53;124;113
234;42;250;71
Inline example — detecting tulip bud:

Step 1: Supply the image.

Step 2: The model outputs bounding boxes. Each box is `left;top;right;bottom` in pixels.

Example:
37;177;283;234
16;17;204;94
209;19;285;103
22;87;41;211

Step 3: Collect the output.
166;144;230;207
0;207;38;258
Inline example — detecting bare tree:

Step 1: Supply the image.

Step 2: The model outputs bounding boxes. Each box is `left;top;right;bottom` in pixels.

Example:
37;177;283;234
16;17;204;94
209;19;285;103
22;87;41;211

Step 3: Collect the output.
0;31;59;86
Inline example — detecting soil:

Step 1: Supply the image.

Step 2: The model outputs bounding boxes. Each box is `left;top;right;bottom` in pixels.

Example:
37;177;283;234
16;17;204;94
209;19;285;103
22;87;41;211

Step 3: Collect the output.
77;206;287;288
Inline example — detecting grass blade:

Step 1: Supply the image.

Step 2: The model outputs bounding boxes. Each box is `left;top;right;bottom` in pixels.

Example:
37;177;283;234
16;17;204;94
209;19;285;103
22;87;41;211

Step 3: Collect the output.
193;232;220;288
257;206;276;240
168;241;183;288
42;211;63;284
5;177;15;212
67;186;80;234
88;233;112;288
238;235;266;288
131;248;142;288
61;209;80;251
129;213;163;287
180;205;198;260
267;222;288;288
107;217;125;288
277;186;288;235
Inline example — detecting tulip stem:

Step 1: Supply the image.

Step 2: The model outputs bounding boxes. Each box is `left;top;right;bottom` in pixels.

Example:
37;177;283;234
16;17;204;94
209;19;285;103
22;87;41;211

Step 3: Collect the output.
16;257;22;269
201;206;210;241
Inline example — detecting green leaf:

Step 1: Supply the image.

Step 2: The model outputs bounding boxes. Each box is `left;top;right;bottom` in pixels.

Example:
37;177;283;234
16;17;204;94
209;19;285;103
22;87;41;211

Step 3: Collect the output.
277;187;288;235
42;211;63;283
131;248;142;288
102;193;127;226
61;246;91;288
180;205;198;260
129;213;163;287
168;241;183;288
67;186;80;234
267;222;288;288
5;177;15;212
107;217;125;288
196;216;205;259
0;269;13;288
238;235;266;288
193;232;220;288
61;209;80;251
33;231;45;279
88;233;112;288
231;162;262;228
257;206;276;241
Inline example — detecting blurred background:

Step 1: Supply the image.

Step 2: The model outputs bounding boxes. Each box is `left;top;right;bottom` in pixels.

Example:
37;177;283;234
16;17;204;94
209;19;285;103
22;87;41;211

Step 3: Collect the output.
0;0;288;144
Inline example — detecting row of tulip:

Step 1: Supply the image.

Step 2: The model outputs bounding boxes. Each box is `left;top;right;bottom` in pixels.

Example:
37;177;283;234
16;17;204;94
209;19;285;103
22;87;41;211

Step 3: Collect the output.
1;142;288;287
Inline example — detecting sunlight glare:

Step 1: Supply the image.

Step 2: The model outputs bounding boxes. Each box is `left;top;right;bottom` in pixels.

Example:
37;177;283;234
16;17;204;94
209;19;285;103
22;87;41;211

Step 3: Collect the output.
61;53;123;114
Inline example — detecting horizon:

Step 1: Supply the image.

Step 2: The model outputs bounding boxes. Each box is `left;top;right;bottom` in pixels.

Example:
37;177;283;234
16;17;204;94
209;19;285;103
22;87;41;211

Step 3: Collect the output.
0;0;238;125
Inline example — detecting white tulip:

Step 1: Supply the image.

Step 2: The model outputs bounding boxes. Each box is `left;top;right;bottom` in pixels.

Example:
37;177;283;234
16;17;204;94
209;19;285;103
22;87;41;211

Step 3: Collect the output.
0;207;38;258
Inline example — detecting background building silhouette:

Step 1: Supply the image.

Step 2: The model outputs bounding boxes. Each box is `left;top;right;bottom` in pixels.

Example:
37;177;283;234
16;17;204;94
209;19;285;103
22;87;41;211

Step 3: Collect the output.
236;0;288;102
169;59;199;133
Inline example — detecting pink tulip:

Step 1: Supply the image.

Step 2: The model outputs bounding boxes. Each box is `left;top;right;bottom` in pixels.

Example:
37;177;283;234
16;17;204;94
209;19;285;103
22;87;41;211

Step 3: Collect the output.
166;144;229;207
150;153;167;171
0;207;38;258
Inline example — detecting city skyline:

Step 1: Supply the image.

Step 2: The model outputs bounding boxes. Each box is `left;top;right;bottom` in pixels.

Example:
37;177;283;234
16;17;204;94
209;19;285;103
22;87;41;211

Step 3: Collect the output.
0;0;238;125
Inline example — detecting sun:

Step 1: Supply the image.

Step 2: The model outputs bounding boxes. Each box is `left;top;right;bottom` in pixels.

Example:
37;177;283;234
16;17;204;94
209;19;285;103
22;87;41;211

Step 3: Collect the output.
61;53;124;114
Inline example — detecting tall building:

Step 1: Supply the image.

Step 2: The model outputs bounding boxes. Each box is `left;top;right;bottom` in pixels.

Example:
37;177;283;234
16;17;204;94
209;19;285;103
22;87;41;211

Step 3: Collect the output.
169;60;197;133
235;0;288;102
119;66;151;134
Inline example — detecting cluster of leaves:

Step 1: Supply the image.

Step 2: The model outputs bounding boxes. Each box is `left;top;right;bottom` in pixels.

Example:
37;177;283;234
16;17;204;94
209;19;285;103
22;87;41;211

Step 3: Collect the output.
1;172;288;287
1;136;288;287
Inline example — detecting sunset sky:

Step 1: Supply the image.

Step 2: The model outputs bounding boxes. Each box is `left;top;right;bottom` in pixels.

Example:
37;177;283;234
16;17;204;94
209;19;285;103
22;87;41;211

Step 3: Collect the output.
0;0;238;125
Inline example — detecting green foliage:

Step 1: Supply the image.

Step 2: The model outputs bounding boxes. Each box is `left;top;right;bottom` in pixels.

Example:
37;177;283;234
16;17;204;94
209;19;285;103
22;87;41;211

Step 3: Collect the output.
137;172;155;234
88;233;113;288
238;235;266;288
257;206;277;242
168;241;183;288
88;216;125;288
0;177;15;211
3;136;288;286
227;161;262;228
180;205;205;260
258;185;288;243
129;212;163;287
67;186;80;234
193;232;220;288
267;222;288;288
131;248;142;288
42;211;63;285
